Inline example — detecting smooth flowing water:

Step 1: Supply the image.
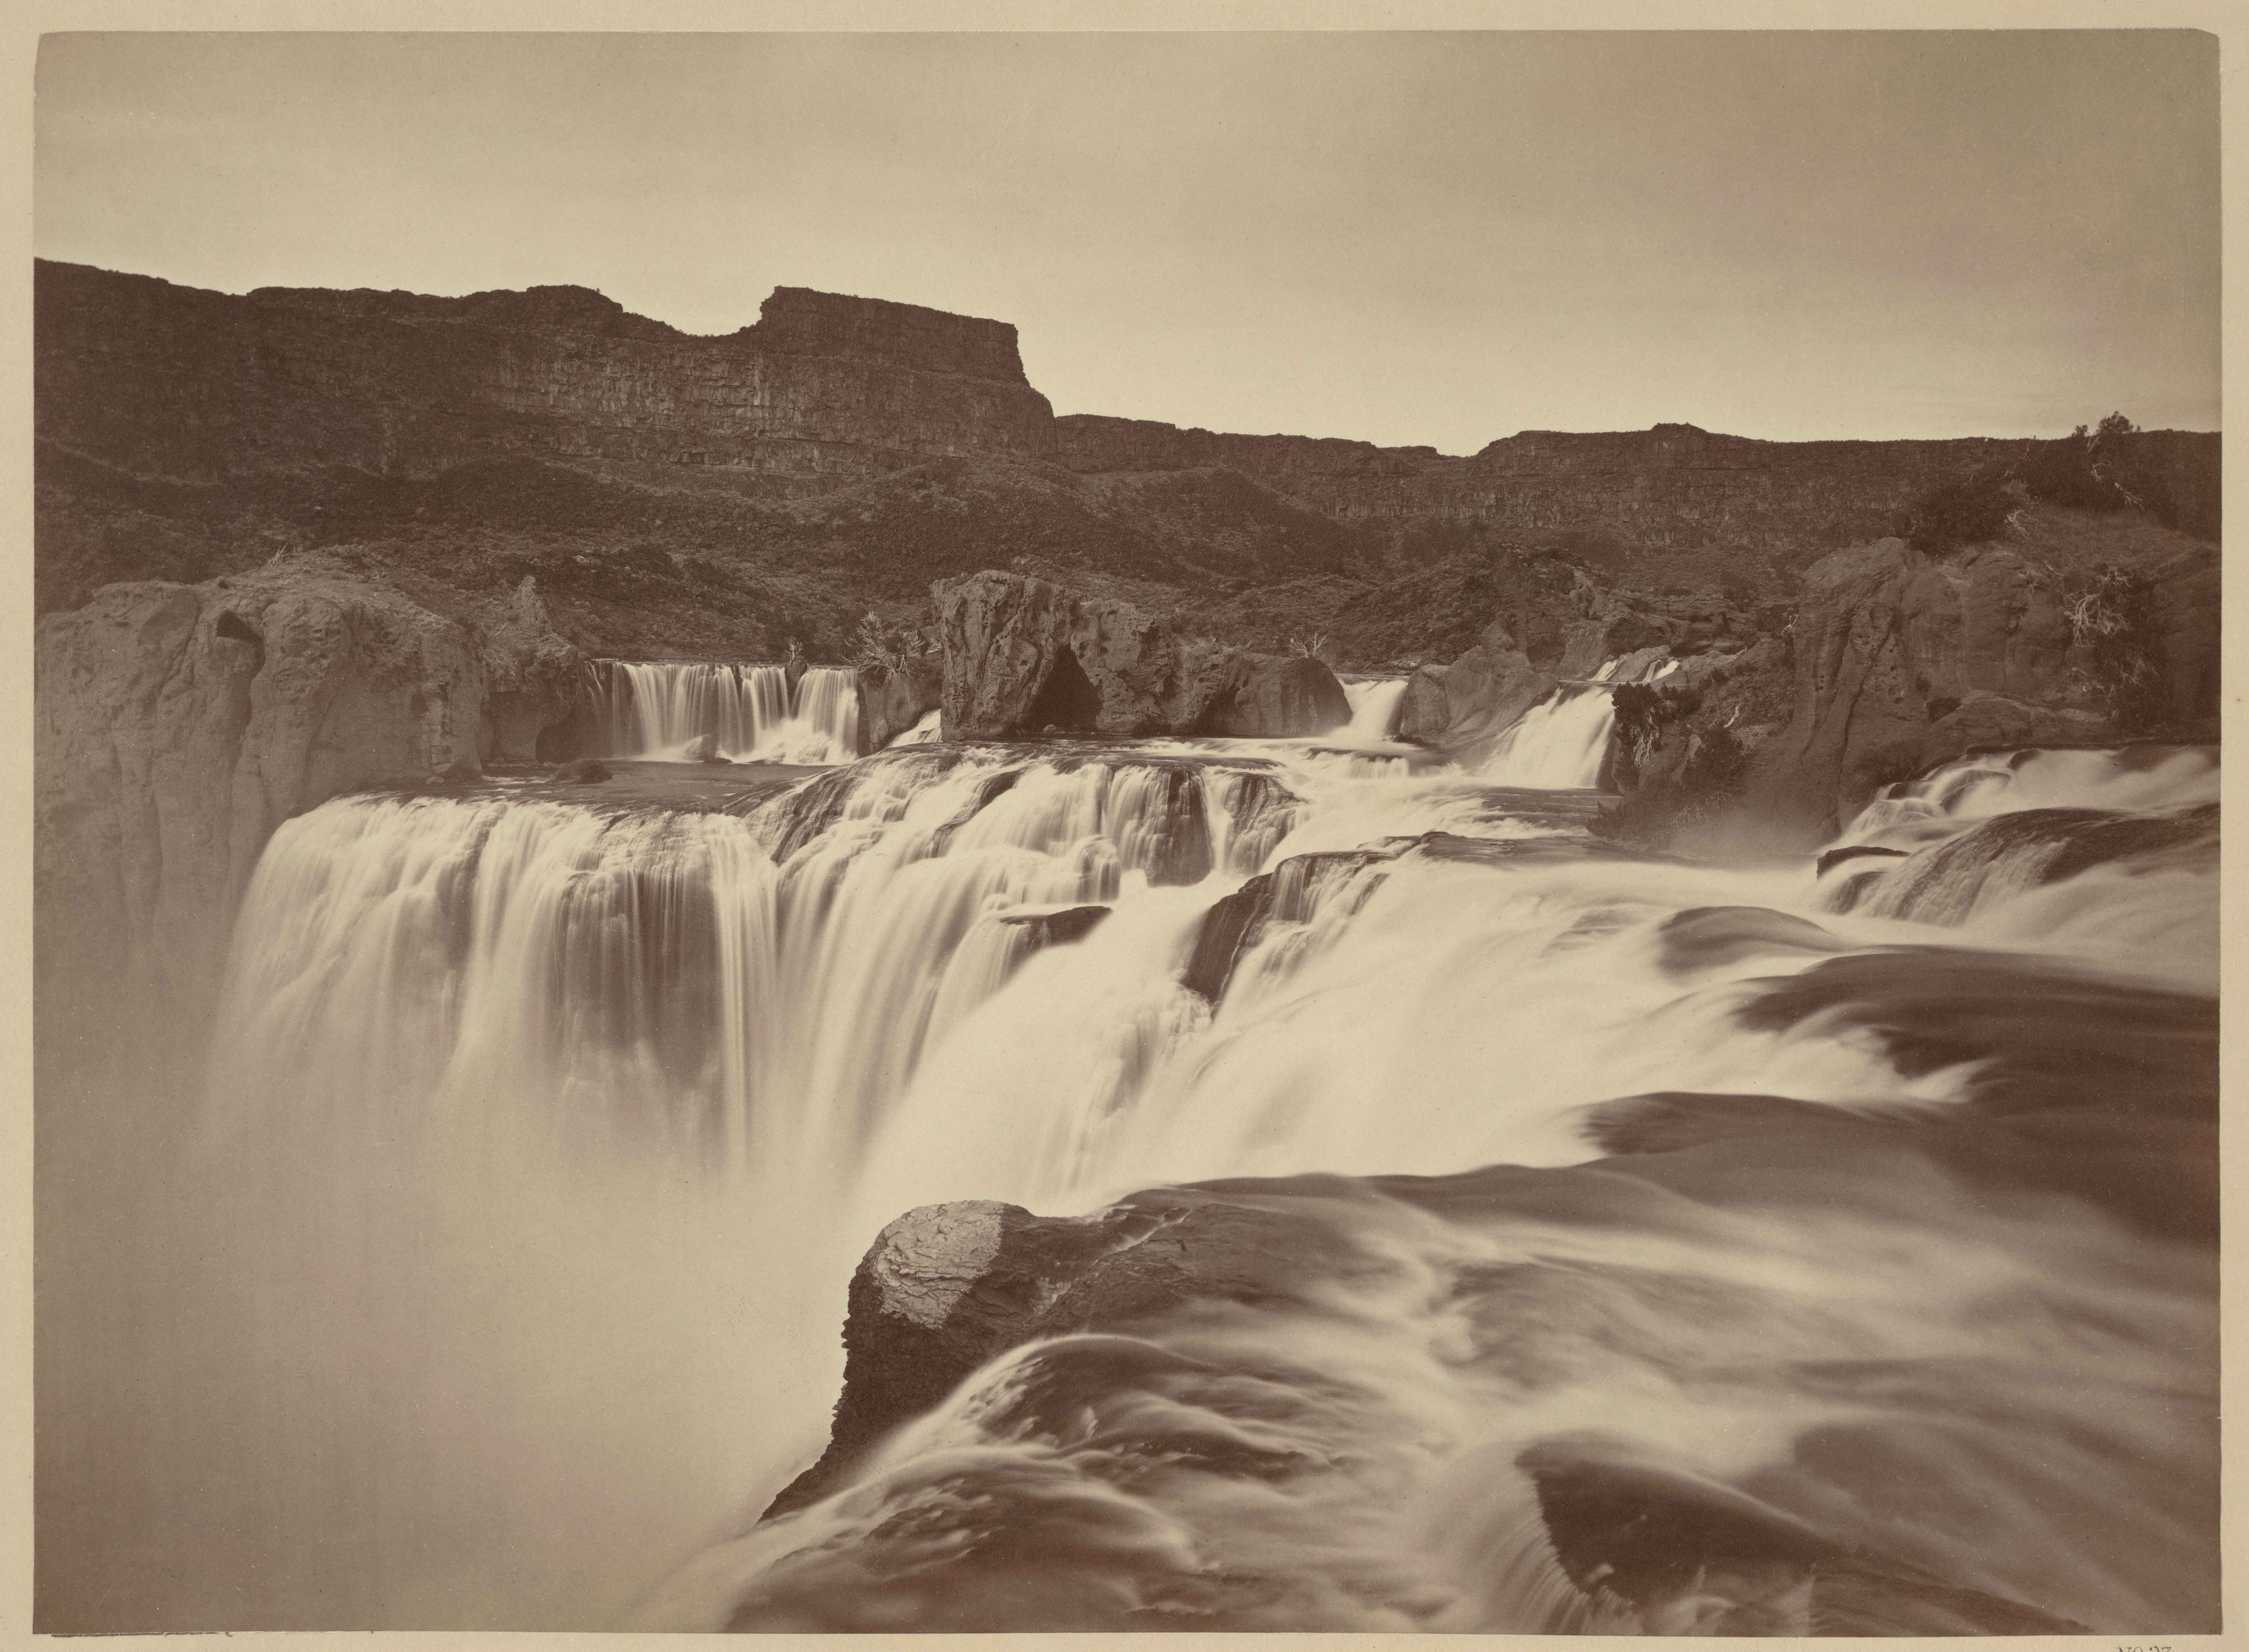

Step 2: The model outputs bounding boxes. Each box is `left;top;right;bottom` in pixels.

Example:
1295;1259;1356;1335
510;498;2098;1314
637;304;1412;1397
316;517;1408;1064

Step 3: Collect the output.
52;708;2219;1632
604;661;861;764
1337;675;1410;744
1481;658;1678;788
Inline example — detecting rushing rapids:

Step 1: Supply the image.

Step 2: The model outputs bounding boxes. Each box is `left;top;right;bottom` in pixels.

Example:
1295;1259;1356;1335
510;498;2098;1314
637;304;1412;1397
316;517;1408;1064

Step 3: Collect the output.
601;660;862;763
81;705;2215;1631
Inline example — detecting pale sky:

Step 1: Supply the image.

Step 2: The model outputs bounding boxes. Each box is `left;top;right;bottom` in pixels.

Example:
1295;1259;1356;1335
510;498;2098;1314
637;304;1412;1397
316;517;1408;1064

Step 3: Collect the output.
35;30;2220;451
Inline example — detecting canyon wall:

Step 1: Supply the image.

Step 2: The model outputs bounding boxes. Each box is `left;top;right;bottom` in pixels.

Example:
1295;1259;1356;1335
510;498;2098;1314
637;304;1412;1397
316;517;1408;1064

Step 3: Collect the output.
39;259;2217;549
35;262;1054;489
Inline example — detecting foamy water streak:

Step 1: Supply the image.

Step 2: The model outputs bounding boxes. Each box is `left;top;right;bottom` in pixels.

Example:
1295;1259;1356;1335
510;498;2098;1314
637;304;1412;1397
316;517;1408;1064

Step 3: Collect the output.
173;728;2220;1631
885;708;942;747
1815;744;2221;984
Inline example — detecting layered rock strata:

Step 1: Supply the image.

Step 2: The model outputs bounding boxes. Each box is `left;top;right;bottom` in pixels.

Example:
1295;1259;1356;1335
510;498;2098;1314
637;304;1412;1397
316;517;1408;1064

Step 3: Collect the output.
40;260;2215;544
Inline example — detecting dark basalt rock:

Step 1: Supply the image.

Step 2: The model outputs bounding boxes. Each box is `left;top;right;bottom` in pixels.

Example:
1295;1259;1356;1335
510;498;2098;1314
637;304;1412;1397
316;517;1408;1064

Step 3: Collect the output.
995;904;1110;950
1191;655;1353;738
1814;843;1909;877
1745;537;2219;834
1832;802;2220;920
754;1119;2193;1630
1178;849;1394;1004
935;570;1351;741
761;1191;1353;1519
1182;874;1273;1003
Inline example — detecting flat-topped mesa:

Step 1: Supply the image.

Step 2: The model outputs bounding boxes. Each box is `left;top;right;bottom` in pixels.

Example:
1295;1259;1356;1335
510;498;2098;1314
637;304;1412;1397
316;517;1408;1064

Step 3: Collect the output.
749;286;1029;383
32;260;1055;485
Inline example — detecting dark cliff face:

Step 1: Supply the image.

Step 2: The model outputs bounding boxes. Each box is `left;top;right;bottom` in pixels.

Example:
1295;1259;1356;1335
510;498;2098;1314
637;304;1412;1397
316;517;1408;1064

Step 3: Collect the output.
40;258;2216;561
34;260;1055;489
751;284;1029;382
1051;413;2073;555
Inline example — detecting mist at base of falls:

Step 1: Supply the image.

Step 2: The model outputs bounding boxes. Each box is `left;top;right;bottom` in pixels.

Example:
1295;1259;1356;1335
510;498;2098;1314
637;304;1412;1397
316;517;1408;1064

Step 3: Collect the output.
35;717;2220;1632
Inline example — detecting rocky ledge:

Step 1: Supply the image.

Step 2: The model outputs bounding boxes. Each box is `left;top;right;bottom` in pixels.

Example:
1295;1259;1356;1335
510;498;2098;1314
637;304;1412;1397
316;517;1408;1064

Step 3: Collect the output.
936;569;1350;739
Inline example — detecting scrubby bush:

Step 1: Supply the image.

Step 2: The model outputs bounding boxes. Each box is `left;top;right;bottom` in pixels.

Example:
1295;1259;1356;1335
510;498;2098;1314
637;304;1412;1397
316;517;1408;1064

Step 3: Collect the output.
2065;563;2166;732
853;610;937;677
1905;468;2017;555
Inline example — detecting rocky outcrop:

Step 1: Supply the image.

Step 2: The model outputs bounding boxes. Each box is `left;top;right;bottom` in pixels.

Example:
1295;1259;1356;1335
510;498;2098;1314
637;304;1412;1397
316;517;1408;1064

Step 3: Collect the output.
757;1154;2142;1631
763;1191;1350;1518
1191;654;1352;738
1396;619;1557;760
934;570;1349;740
1740;536;2218;833
1396;577;1745;764
475;576;588;760
854;657;943;753
35;553;585;1023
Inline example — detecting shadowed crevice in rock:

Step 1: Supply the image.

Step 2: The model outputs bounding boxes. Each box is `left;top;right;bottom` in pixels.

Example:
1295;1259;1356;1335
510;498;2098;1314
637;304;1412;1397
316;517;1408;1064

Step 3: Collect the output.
937;569;1351;741
1018;643;1102;734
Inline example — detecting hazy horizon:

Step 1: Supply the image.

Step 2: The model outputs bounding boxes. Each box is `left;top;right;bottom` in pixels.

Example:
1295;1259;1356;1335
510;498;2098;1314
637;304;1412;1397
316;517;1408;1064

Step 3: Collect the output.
35;31;2221;449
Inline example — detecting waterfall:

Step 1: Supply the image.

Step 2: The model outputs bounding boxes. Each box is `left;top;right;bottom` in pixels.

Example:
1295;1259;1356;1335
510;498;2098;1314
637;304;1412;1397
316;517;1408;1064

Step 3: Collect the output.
1334;676;1408;743
601;661;861;763
56;725;2217;1633
885;708;942;747
1480;658;1680;789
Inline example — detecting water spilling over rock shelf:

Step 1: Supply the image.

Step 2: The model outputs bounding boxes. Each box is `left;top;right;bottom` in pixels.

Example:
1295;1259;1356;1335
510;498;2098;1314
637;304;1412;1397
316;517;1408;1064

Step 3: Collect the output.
33;710;2197;1635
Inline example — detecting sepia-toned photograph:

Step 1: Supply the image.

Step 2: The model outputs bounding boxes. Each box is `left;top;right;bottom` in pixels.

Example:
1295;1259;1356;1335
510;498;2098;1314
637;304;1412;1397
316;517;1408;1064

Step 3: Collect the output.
30;25;2222;1635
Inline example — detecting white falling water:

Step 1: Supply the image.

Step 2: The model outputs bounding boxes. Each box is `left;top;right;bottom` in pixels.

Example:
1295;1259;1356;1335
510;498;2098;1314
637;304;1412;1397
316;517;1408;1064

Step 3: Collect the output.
884;708;942;747
1333;676;1409;744
1480;658;1681;789
57;719;2217;1634
604;662;861;764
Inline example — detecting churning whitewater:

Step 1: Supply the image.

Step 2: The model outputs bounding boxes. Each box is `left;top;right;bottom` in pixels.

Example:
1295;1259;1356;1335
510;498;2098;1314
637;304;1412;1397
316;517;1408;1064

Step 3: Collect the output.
193;672;2218;1634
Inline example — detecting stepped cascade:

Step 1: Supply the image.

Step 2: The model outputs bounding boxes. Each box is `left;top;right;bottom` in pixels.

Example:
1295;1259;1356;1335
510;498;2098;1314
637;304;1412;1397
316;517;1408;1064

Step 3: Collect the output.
44;667;2220;1636
26;47;2223;1640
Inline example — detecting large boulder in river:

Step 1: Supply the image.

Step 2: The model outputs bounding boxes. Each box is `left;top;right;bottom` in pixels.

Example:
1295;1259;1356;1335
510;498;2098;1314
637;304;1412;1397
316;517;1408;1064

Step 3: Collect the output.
762;1192;1345;1519
1193;654;1351;737
935;569;1348;739
35;552;585;1026
739;1155;2128;1633
1396;616;1558;761
1396;573;1733;765
1742;536;2215;833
